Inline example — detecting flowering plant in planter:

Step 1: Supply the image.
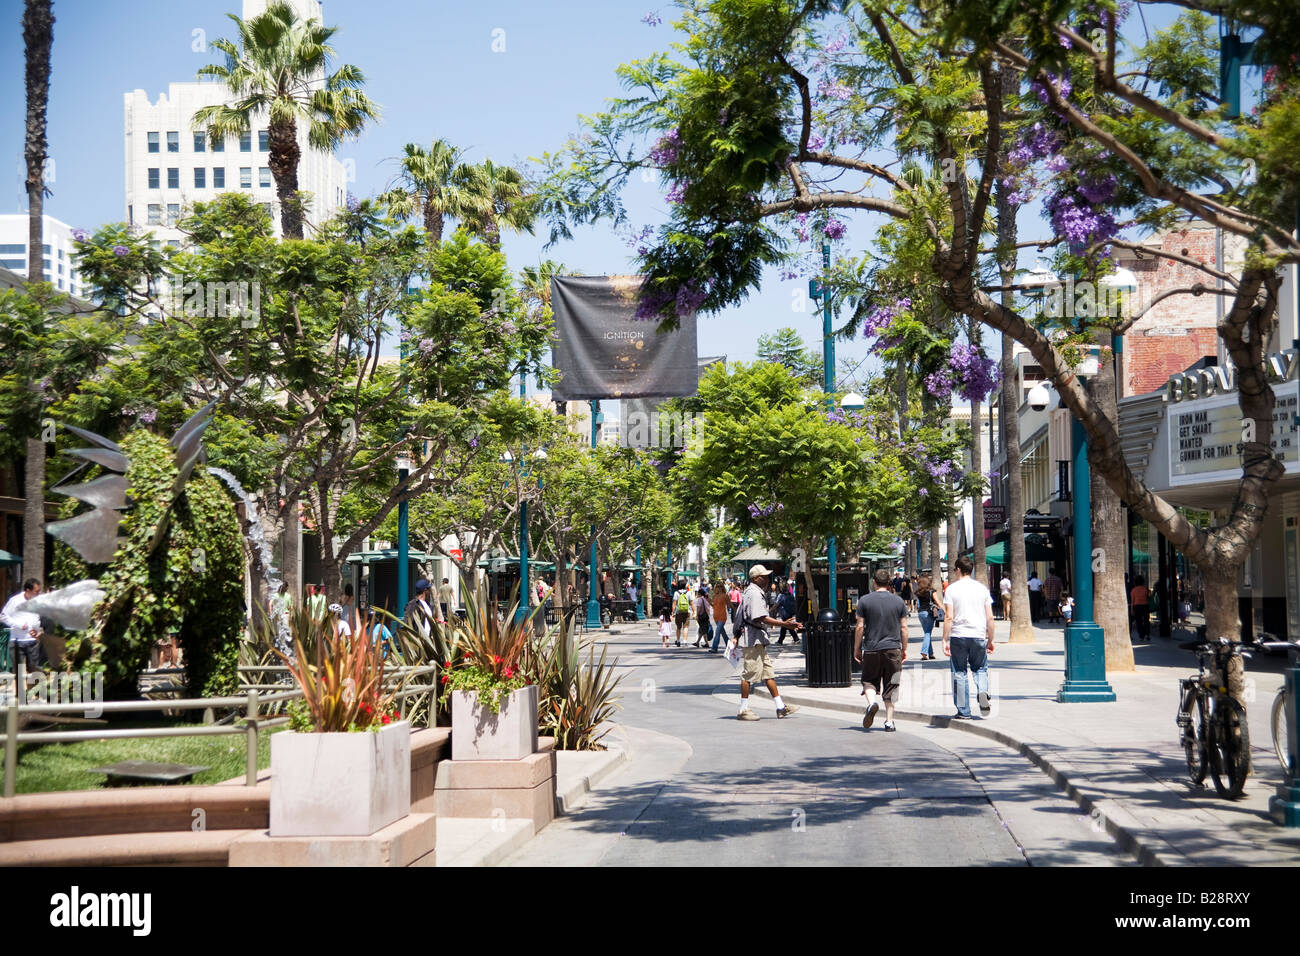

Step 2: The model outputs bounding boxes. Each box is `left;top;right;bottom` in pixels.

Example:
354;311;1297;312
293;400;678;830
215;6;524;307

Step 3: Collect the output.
274;604;400;732
438;581;539;715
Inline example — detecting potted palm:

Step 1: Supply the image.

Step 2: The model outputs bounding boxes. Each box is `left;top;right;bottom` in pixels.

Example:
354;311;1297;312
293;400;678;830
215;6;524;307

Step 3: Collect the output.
442;582;540;761
269;605;411;836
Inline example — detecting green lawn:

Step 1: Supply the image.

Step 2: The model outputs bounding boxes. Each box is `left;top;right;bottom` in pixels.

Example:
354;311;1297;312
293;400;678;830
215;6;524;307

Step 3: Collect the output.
13;720;289;794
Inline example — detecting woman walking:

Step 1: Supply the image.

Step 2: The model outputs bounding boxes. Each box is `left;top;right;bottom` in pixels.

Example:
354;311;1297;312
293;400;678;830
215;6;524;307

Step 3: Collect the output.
915;574;940;660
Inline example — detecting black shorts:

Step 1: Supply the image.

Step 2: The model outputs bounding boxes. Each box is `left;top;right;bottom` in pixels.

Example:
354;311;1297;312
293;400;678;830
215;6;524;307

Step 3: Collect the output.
860;648;903;699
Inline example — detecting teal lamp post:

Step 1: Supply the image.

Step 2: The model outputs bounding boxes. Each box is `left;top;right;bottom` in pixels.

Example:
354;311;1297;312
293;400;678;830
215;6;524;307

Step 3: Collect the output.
1035;357;1116;703
810;239;838;610
396;451;411;614
586;399;604;630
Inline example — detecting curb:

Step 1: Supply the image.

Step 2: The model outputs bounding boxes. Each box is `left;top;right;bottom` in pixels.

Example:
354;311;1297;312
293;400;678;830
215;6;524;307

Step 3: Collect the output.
554;746;630;816
748;684;1177;867
437;818;534;867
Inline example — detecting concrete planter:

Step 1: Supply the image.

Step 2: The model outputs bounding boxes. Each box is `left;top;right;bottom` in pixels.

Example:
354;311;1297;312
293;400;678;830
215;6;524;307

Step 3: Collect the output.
451;685;539;761
269;721;411;837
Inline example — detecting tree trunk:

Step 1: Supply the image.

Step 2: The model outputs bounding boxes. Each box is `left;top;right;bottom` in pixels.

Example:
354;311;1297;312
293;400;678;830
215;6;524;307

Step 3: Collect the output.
929;525;941;580
946;510;959;576
1087;361;1135;672
268;118;304;239
1202;566;1247;704
802;537;819;616
423;203;444;244
992;64;1033;643
23;438;45;584
969;319;987;585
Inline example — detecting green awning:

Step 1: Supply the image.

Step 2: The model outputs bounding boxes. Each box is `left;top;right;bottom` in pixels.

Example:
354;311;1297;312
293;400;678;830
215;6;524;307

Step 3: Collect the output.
981;540;1058;564
0;549;22;566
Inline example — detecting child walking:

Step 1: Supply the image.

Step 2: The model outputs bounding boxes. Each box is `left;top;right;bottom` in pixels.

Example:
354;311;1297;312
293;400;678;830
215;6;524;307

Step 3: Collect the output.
658;610;674;648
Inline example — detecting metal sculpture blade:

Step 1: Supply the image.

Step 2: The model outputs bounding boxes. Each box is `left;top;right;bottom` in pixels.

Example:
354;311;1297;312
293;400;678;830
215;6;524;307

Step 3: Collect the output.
170;400;218;451
62;425;123;454
46;508;125;565
20;579;106;631
67;447;129;474
50;474;128;510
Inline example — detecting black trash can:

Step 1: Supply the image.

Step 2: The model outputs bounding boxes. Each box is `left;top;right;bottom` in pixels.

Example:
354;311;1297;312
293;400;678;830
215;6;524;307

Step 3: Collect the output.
805;608;853;687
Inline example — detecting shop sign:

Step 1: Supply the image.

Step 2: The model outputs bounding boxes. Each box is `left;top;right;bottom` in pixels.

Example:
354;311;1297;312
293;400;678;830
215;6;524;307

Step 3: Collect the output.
1169;382;1299;484
1166;349;1298;403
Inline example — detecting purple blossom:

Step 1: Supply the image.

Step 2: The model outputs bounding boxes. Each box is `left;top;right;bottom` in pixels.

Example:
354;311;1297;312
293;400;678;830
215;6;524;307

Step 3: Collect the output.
1032;72;1073;105
816;78;852;101
919;488;928;497
1046;189;1117;247
674;282;707;317
1077;174;1117;205
747;501;785;519
139;408;157;424
112;245;129;257
641;11;662;26
807;133;826;151
924;368;954;397
468;435;479;450
950;343;1002;402
650;129;681;166
666;182;686;205
987;471;1000;480
418;337;435;355
1058;34;1073;49
825;32;848;55
926;459;953;479
823;218;846;240
72;228;89;242
398;329;412;342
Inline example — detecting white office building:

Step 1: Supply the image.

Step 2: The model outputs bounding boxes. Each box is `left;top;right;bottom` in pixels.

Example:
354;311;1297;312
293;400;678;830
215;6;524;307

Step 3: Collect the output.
0;214;88;297
123;0;348;245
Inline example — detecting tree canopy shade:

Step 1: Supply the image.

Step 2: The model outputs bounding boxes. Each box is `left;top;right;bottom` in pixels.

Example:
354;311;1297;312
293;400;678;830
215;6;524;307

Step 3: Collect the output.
535;0;1300;684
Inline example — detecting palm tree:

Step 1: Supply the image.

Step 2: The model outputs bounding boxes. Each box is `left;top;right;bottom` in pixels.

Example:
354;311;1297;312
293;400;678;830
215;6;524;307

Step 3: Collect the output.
22;0;54;583
381;139;486;244
193;1;379;239
463;159;537;249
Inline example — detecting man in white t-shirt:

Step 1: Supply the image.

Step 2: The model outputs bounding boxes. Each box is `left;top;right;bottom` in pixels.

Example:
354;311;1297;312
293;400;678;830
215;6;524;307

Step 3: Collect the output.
943;556;995;719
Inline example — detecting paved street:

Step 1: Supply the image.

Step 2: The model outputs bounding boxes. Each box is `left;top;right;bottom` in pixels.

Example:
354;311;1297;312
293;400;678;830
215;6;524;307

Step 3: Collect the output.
506;621;1130;866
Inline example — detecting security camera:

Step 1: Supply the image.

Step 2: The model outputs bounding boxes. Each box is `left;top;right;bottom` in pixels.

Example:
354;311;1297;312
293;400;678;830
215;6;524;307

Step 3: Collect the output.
1027;383;1052;411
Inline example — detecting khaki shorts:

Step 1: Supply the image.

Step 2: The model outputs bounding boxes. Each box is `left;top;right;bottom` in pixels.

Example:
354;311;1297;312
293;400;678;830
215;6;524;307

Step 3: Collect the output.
741;644;775;683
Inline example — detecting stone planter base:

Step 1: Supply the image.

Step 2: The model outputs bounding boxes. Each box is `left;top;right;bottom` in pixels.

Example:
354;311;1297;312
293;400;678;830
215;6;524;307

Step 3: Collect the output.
270;721;411;837
451;686;539;761
434;738;556;836
229;812;436;867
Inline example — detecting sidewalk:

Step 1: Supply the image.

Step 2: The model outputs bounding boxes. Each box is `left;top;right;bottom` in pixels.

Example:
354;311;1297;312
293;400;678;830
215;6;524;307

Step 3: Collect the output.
757;618;1300;866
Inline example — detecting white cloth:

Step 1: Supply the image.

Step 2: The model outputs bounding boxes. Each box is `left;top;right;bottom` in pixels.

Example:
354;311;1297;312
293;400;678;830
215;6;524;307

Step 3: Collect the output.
741;582;770;647
1;591;40;644
999;577;1011;596
943;576;993;640
1028;576;1042;592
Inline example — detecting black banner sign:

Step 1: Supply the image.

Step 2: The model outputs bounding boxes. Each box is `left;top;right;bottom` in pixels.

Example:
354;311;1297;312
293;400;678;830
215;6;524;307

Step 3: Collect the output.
550;275;699;401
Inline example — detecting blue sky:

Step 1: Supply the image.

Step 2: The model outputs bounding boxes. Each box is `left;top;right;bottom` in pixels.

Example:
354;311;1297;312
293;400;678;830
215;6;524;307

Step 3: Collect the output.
0;0;1202;396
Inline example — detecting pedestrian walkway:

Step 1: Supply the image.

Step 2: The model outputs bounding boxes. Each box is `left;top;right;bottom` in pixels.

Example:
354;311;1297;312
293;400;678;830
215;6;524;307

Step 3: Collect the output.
756;616;1300;865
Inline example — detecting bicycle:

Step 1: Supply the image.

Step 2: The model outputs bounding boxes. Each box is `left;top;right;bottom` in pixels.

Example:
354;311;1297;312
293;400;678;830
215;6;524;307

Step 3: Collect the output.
1250;634;1299;777
1176;637;1252;799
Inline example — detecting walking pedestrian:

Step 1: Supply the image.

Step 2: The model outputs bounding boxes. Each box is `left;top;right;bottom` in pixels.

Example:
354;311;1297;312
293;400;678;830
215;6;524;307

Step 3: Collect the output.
1043;568;1064;623
731;565;802;720
999;572;1012;622
1130;575;1150;643
915;574;941;659
942;556;996;719
694;586;712;647
671;580;692;646
658;607;674;647
899;574;913;612
710;583;730;652
775;584;799;644
854;568;908;731
1027;571;1043;623
403;578;435;628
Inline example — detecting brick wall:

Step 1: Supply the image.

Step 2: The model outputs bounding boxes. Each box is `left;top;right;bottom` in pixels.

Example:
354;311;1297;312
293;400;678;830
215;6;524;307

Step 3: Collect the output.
1119;226;1223;397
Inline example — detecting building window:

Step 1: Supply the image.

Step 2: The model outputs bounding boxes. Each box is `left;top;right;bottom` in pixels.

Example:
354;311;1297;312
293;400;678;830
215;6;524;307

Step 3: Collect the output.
260;202;272;217
57;249;63;259
147;204;162;225
0;244;24;254
258;167;271;188
193;132;206;152
194;167;206;188
147;131;159;153
147;168;159;189
167;203;180;224
0;259;24;270
239;131;251;152
213;168;225;188
167;168;179;189
166;239;179;249
167;131;179;152
212;137;224;153
258;129;269;151
57;263;63;274
42;244;50;253
57;278;63;289
240;167;252;189
128;205;133;225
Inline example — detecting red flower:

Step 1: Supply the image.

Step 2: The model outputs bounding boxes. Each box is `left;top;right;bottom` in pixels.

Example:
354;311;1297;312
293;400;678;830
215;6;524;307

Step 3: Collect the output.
443;660;452;669
504;666;514;679
441;675;450;684
381;714;392;724
492;654;502;665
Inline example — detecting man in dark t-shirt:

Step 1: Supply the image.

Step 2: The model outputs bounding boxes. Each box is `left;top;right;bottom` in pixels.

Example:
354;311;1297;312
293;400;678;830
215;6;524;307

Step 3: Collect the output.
854;568;909;731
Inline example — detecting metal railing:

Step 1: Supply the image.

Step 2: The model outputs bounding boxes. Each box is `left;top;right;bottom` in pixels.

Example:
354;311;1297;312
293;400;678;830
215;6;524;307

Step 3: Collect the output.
2;664;442;798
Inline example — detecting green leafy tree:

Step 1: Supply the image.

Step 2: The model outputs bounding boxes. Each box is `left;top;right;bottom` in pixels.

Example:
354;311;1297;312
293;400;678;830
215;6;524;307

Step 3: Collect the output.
381;139;488;244
194;0;380;238
755;327;823;386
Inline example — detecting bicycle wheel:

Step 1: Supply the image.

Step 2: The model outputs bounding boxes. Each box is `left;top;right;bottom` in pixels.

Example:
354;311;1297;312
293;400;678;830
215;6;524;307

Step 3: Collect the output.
1272;688;1294;777
1209;695;1251;799
1183;690;1207;786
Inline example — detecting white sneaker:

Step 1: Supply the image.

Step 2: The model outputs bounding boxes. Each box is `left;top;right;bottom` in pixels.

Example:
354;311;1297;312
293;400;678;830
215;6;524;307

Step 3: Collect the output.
738;709;759;721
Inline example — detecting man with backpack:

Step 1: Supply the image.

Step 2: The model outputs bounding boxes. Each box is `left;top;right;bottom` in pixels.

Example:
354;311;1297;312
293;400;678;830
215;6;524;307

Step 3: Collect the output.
672;580;693;646
731;565;802;721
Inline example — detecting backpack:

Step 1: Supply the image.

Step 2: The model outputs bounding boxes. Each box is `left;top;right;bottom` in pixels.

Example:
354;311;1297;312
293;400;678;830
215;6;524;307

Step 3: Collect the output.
675;591;691;613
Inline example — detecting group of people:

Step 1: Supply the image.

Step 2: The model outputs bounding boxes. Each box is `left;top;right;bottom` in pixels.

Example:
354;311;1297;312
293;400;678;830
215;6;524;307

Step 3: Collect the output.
655;574;800;653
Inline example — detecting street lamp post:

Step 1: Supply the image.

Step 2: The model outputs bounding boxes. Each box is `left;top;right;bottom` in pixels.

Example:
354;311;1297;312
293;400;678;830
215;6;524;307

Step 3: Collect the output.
586;399;604;630
1031;361;1116;703
811;238;838;611
396;452;411;614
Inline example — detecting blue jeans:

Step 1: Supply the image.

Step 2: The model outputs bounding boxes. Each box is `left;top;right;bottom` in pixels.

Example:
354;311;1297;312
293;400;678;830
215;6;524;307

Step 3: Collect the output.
711;620;729;651
950;637;989;717
918;611;935;656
